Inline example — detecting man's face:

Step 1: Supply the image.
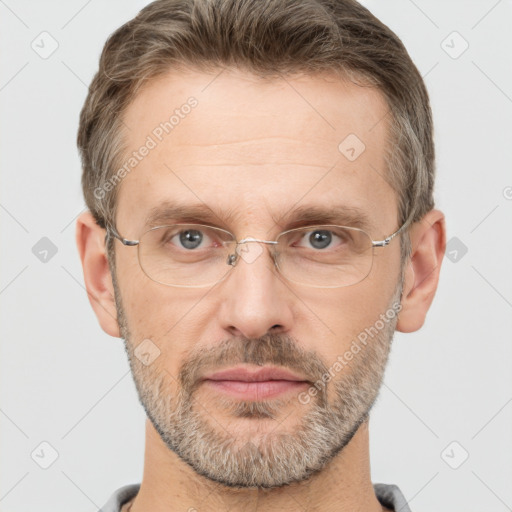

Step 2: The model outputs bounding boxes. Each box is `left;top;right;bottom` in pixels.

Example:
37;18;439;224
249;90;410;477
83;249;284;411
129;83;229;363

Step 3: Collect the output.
112;68;404;487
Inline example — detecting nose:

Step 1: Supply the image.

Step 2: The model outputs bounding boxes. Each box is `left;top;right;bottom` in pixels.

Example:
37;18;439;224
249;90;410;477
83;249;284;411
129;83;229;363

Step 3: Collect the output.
217;240;294;339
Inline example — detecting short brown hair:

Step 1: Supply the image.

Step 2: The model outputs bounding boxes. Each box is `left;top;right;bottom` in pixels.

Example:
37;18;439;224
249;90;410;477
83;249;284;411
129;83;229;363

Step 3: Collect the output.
77;0;435;265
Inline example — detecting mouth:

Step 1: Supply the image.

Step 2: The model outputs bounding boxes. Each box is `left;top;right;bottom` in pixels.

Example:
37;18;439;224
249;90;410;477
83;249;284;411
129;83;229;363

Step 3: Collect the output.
201;365;310;400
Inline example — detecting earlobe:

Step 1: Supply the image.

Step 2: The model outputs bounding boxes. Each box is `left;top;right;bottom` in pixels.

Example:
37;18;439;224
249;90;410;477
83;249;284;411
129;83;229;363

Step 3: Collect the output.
75;211;120;338
396;209;446;333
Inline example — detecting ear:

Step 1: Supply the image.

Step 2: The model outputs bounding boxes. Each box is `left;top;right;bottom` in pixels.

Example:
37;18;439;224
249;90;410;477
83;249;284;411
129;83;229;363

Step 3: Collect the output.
396;209;446;333
75;211;120;338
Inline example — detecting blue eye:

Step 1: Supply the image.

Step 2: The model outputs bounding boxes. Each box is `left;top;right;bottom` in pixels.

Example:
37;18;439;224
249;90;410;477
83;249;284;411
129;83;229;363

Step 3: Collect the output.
177;229;204;250
297;229;346;250
308;230;332;249
164;226;226;251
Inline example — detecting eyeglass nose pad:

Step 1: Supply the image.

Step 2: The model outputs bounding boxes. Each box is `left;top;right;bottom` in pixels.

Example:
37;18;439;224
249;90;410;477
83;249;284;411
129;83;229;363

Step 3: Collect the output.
226;253;238;266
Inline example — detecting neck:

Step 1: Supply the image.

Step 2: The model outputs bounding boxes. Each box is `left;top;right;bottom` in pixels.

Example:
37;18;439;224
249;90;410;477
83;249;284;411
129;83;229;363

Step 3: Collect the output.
128;418;388;512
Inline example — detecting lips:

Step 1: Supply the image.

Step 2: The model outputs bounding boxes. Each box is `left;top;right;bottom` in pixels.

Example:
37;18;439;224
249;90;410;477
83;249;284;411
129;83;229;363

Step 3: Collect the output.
202;366;308;383
201;366;310;400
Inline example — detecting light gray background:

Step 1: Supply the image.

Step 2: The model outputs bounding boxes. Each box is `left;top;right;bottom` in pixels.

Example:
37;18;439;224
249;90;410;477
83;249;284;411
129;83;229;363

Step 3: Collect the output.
1;1;511;511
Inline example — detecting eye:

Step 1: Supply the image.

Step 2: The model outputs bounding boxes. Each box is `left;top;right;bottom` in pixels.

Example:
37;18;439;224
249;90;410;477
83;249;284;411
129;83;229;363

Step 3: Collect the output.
164;227;219;250
175;228;205;250
295;228;347;250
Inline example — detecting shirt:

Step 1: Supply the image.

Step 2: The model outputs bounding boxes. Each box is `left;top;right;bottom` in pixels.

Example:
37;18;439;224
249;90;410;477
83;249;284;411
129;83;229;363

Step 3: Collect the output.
98;482;412;511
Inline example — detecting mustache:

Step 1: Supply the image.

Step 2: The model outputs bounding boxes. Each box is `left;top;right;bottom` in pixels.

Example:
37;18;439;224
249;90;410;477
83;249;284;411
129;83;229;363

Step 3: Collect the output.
179;332;330;394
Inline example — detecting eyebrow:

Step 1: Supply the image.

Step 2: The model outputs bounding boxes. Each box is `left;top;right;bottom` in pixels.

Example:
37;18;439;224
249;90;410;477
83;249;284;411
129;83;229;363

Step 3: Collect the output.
144;201;374;233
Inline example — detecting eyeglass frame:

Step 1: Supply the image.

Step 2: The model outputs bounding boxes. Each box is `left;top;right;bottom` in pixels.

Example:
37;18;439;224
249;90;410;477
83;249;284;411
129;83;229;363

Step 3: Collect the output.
103;209;413;288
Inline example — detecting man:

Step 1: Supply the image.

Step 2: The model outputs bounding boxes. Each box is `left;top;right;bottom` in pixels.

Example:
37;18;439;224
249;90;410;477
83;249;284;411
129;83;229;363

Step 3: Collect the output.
75;0;446;510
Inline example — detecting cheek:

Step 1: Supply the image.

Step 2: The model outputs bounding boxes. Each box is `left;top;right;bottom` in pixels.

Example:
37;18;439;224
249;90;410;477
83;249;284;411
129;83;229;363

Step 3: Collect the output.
119;276;212;362
305;275;397;363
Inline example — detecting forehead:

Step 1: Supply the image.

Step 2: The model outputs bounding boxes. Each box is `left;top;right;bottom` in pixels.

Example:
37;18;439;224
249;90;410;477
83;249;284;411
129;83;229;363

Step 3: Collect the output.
117;67;396;236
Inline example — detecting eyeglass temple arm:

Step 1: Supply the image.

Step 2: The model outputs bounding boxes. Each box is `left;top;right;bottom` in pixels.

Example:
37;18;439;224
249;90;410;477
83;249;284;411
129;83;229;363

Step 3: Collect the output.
105;225;140;246
371;211;415;248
